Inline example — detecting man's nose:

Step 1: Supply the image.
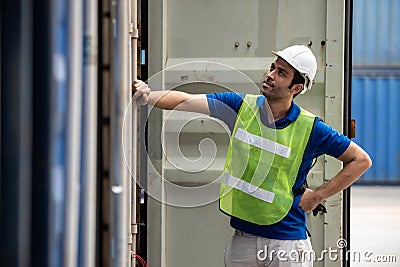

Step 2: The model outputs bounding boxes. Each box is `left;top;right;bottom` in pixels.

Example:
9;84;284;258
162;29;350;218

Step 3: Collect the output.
265;71;275;81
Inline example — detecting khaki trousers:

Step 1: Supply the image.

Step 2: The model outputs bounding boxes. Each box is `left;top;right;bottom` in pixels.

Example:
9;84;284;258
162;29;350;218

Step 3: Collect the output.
224;230;313;267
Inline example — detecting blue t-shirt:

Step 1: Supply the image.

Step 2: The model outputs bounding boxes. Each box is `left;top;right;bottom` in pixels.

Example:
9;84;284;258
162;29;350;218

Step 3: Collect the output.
206;92;351;240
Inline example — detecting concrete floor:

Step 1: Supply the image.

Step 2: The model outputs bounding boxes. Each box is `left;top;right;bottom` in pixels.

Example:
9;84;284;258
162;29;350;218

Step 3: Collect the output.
350;185;400;267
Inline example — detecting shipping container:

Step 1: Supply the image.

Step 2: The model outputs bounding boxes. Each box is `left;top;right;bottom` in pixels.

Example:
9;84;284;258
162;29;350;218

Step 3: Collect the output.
353;0;400;67
352;77;400;183
352;0;400;184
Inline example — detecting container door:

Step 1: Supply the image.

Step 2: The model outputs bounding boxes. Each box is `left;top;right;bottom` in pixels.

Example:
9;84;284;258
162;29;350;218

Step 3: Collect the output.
146;1;347;266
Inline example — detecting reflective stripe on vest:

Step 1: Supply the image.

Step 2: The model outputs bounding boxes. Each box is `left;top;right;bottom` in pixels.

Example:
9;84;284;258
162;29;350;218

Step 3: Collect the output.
220;94;316;225
223;172;275;203
234;128;291;158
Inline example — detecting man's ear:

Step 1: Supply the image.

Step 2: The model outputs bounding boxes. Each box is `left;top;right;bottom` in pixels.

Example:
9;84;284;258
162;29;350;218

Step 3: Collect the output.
290;84;304;95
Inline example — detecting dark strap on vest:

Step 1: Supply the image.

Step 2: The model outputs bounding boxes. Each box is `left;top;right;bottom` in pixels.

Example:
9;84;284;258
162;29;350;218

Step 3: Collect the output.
293;180;327;217
292;181;308;196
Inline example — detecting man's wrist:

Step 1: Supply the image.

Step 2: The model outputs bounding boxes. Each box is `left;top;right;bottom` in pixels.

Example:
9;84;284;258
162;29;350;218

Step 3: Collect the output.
313;188;326;203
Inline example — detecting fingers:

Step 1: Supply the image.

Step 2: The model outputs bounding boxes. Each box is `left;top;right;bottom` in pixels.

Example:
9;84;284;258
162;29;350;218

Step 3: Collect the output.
132;79;151;105
133;86;150;99
133;79;148;96
298;188;317;213
132;79;147;93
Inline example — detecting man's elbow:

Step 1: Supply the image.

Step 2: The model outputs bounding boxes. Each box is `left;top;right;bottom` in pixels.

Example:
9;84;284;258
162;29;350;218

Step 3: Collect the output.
359;152;372;173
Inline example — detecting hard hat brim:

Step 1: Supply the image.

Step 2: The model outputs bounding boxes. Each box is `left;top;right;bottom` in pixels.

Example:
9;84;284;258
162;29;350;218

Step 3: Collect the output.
270;51;292;69
270;50;311;92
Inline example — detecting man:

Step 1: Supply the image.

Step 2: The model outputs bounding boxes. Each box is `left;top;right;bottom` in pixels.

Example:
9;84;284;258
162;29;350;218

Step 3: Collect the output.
133;45;372;266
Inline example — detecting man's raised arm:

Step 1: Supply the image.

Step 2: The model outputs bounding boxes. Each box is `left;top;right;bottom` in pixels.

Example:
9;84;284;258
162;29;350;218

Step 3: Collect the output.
133;79;210;115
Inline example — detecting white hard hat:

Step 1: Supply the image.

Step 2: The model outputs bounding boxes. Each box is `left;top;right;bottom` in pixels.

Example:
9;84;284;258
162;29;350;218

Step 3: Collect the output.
271;45;317;93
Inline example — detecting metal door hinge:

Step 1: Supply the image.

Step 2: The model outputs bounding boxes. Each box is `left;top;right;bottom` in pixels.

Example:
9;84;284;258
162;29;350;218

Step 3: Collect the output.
130;23;139;39
351;119;356;138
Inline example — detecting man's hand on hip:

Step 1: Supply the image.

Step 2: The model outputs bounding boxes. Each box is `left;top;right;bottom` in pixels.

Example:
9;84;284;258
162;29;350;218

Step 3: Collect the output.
299;188;323;213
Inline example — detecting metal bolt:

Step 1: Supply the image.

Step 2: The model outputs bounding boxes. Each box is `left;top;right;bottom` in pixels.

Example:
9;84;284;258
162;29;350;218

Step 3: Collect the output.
247;41;252;48
234;42;240;48
308;41;312;47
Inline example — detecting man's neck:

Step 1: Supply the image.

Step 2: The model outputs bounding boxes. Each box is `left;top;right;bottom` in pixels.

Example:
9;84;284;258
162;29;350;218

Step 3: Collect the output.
264;98;292;123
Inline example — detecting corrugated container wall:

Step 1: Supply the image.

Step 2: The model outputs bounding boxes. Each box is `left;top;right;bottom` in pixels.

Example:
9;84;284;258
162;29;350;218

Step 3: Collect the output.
352;0;400;183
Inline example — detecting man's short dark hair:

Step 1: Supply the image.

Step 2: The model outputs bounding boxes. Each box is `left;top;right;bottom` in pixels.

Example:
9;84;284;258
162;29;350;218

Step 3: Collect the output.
289;70;306;98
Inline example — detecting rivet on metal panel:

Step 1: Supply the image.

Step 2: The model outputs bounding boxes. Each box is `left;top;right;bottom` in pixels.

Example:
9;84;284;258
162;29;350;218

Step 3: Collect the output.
247;41;252;48
234;42;240;48
321;40;326;46
308;41;312;47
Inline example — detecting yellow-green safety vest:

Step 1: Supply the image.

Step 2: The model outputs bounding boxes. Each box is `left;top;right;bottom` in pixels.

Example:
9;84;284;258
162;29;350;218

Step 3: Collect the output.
220;94;316;225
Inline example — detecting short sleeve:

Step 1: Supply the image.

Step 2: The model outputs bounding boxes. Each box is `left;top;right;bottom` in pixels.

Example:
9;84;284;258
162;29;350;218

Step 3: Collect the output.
310;118;351;158
206;92;244;131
